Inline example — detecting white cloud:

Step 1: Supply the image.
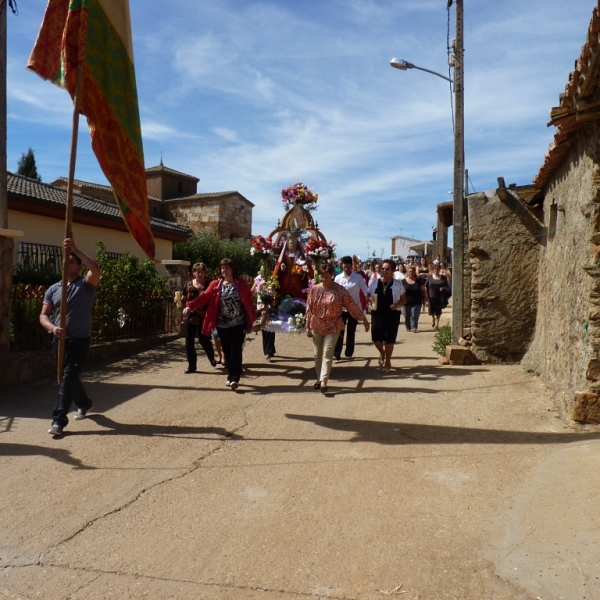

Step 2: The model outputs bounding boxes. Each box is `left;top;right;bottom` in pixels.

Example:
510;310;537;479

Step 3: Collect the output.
8;0;598;258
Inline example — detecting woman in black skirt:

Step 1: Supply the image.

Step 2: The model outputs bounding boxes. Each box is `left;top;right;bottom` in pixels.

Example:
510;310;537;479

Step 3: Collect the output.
426;263;451;329
367;259;407;372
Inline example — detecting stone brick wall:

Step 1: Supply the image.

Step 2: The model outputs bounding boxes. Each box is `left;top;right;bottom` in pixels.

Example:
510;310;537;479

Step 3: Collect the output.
468;190;540;363
168;195;252;239
147;174;197;201
168;198;222;236
522;128;600;413
219;196;252;239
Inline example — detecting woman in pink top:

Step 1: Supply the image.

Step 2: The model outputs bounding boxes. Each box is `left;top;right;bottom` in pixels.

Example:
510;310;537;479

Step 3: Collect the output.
305;262;369;393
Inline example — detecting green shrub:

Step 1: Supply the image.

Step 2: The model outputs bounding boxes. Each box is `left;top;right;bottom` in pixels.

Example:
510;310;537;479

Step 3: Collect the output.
173;228;261;277
92;242;171;342
12;266;60;286
432;324;452;356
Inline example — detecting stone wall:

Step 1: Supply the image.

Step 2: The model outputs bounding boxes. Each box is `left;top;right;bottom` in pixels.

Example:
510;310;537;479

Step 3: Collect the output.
522;128;600;414
468;190;541;363
0;333;180;389
147;174;197;201
219;196;252;239
169;195;252;239
168;198;221;236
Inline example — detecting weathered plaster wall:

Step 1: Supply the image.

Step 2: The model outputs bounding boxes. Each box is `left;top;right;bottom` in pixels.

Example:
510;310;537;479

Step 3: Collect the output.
522;130;599;413
8;210;174;276
468;191;540;363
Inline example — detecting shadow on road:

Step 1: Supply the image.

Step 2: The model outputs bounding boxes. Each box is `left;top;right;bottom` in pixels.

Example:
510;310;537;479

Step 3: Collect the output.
284;414;600;445
0;442;95;469
72;414;243;441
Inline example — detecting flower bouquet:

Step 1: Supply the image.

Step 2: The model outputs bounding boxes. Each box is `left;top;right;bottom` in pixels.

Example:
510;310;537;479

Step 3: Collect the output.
254;273;280;307
287;312;306;334
305;237;336;263
250;235;275;261
281;182;318;207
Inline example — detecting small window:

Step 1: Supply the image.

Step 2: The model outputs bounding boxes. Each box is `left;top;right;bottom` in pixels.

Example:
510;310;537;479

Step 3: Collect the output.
178;182;183;194
548;202;558;242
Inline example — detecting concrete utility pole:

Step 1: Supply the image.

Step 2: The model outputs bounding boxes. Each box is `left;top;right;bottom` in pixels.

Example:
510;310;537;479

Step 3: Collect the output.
451;0;465;344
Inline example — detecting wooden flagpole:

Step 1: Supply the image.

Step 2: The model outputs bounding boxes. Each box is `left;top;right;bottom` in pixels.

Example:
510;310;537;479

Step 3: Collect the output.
57;65;83;384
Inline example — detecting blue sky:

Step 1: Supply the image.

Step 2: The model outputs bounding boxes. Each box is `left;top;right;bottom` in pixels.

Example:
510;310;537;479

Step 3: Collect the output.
8;0;597;259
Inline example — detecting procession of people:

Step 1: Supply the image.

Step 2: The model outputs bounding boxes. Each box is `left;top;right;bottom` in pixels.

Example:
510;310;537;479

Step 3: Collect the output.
40;182;449;435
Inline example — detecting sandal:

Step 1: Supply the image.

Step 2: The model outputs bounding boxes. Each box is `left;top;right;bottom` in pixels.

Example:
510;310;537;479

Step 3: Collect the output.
313;381;322;389
320;384;328;394
378;358;384;367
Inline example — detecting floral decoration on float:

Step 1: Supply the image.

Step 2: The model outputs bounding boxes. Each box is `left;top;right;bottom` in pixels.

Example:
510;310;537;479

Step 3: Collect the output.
250;235;275;260
280;182;318;206
305;237;336;262
251;182;333;334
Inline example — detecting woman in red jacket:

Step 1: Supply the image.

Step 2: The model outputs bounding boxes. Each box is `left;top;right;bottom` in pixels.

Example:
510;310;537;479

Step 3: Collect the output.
184;258;256;390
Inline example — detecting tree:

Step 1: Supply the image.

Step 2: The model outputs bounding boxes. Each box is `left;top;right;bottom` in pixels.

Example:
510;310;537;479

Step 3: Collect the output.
17;148;42;181
173;228;260;277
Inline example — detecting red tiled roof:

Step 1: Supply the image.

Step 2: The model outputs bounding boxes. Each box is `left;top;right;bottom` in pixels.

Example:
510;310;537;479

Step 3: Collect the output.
534;2;600;189
145;164;200;182
8;172;191;238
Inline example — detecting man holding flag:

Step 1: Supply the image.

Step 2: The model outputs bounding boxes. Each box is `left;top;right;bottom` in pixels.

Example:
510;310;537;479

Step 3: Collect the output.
28;0;154;389
40;238;100;436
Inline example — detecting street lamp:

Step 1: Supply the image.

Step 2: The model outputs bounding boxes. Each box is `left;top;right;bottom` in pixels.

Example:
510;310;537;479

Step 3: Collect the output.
389;0;464;344
390;58;452;83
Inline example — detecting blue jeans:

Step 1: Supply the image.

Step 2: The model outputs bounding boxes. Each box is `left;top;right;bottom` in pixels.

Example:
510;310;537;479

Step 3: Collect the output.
403;304;422;331
52;337;92;428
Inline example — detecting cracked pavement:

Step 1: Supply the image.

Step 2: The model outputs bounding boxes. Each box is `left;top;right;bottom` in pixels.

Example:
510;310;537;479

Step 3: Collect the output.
1;316;599;599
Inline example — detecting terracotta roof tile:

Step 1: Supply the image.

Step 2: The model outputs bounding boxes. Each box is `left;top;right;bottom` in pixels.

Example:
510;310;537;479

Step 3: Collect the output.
8;172;191;237
145;164;200;182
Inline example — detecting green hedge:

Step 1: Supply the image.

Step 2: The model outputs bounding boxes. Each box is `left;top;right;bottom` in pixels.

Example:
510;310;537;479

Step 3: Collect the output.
173;228;261;277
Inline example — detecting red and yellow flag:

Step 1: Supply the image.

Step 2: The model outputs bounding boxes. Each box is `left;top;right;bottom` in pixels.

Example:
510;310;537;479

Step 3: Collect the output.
28;0;155;260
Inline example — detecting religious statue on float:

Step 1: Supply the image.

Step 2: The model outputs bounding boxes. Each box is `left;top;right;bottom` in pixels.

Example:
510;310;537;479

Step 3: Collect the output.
250;182;336;333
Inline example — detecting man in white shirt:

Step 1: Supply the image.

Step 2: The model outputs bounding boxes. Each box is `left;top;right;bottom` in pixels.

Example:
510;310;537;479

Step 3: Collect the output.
333;256;370;360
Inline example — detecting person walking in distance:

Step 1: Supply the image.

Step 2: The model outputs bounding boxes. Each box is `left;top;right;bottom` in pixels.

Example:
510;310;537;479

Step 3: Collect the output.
40;238;100;436
401;266;426;333
333;255;370;360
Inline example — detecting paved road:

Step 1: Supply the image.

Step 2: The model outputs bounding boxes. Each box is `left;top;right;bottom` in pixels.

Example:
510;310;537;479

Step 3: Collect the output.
1;312;599;599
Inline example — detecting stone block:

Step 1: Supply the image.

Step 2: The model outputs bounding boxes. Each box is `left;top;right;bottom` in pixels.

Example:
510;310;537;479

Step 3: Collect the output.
446;345;475;365
572;392;600;424
586;359;600;380
438;356;450;365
